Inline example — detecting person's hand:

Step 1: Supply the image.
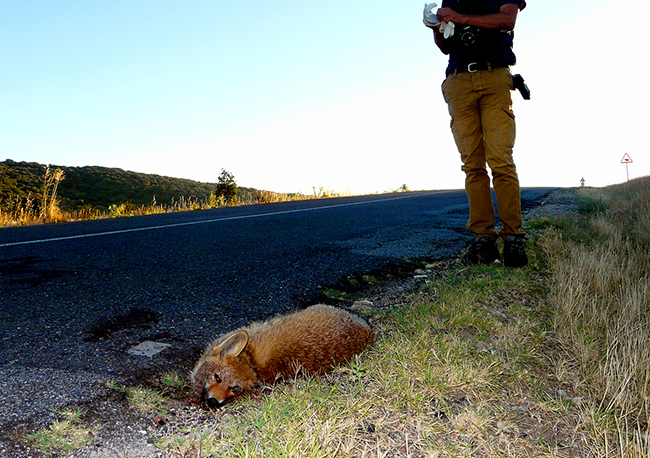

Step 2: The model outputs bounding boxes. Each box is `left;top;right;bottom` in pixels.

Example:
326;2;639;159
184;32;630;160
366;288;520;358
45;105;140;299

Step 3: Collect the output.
423;3;441;28
439;21;455;38
436;7;464;24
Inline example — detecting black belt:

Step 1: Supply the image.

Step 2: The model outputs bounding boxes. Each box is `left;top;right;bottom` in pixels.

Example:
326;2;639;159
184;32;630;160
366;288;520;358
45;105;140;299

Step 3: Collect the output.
447;62;508;76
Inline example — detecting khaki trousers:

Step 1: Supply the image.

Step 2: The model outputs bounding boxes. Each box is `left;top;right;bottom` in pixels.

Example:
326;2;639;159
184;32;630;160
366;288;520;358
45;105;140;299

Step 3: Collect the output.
442;67;525;238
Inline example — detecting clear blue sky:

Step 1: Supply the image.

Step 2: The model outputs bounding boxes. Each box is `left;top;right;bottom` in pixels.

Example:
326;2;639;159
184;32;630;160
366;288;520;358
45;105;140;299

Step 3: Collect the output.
2;0;647;194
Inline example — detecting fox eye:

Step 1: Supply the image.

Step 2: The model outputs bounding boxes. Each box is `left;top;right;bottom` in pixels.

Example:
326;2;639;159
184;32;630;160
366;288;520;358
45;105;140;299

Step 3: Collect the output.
231;385;241;394
214;374;221;383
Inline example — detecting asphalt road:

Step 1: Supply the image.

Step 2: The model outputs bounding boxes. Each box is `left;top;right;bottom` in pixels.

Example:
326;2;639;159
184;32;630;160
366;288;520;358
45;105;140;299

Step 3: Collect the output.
0;188;554;435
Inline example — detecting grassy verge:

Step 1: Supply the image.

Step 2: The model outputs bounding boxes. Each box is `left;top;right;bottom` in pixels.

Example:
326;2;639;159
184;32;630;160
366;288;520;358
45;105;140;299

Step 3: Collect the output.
539;179;650;457
22;178;650;457
156;264;582;457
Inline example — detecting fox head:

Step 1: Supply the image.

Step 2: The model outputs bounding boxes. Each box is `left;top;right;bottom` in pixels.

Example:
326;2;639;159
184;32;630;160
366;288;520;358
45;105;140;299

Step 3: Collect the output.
191;330;259;408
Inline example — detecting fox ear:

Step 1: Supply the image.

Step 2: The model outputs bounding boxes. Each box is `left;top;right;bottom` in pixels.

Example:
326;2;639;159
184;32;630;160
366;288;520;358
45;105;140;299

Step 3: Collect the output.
218;331;249;358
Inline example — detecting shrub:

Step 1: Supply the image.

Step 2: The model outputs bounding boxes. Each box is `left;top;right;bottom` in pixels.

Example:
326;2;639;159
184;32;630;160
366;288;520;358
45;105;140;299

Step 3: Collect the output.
216;169;238;205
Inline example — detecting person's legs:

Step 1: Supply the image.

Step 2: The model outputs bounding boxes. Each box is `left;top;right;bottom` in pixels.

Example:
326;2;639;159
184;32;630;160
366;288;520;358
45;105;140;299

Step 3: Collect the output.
442;73;497;238
476;68;528;266
442;68;527;266
477;68;525;237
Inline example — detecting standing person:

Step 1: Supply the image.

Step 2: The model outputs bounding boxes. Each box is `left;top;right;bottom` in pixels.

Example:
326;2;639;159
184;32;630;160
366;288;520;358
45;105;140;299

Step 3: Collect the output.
424;1;528;267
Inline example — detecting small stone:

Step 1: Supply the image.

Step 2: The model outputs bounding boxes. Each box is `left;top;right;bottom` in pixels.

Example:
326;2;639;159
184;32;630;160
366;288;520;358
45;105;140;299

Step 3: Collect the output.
352;299;373;307
497;421;511;434
351;300;374;314
127;341;171;357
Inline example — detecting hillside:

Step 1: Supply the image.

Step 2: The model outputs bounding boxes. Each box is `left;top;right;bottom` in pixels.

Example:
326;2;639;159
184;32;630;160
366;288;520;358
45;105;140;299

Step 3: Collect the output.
0;159;257;210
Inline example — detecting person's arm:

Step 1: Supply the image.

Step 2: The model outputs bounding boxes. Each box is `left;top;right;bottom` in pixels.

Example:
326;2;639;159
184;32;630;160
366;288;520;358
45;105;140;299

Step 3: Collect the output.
433;26;452;55
436;3;521;31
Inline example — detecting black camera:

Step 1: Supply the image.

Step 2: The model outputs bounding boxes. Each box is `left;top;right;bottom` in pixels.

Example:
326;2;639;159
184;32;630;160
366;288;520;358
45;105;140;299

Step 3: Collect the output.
512;74;530;100
458;25;480;46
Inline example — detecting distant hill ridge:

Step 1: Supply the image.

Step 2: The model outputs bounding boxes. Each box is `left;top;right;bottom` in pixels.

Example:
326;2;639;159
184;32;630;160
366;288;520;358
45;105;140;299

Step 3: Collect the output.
0;159;256;210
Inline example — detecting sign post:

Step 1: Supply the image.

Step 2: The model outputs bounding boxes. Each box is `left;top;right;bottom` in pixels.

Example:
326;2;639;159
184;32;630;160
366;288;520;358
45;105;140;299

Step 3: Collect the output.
621;153;633;181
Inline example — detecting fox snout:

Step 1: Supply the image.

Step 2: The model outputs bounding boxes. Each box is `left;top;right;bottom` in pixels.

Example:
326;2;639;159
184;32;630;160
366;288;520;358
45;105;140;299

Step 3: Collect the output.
200;388;225;409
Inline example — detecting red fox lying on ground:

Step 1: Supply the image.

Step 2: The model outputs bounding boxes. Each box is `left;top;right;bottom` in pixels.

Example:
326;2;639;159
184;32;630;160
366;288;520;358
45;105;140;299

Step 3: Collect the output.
191;304;374;408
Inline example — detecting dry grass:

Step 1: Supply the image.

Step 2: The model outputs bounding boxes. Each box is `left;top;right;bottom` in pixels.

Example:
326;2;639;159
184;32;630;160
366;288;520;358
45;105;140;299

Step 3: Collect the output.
540;177;650;457
0;187;335;227
1;166;332;226
0;167;68;226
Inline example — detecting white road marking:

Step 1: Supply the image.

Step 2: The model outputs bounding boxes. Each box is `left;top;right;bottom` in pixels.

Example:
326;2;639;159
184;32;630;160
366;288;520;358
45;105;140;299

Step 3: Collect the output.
0;192;440;248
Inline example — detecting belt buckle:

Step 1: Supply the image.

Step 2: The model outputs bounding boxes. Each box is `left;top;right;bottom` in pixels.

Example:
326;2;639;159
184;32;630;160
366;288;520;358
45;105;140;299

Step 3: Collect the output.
468;62;478;73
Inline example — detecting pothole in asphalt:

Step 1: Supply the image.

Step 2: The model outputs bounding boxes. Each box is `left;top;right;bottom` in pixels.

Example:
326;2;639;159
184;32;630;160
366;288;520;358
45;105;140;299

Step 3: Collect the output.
84;308;159;342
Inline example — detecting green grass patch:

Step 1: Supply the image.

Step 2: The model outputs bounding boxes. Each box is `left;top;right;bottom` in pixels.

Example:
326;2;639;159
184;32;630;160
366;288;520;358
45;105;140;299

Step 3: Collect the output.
106;380;169;412
161;371;189;390
321;287;349;301
25;409;92;454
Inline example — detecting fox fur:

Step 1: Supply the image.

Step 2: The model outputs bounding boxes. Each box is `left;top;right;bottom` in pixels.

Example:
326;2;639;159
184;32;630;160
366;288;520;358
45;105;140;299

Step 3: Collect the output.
190;304;374;407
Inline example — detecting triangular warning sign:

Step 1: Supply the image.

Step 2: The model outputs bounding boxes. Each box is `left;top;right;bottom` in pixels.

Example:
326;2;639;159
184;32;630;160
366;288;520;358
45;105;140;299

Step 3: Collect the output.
621;153;633;164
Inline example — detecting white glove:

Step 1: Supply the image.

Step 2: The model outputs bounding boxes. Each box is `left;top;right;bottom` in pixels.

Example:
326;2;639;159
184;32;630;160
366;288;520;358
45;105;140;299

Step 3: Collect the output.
439;21;455;38
422;3;440;28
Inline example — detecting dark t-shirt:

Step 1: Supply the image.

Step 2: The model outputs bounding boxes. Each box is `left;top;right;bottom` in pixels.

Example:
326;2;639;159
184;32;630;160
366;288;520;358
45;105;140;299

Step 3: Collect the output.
441;0;526;74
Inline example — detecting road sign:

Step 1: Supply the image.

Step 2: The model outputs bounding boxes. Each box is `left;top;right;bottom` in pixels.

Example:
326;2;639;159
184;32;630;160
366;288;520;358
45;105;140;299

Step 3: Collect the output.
621;153;633;181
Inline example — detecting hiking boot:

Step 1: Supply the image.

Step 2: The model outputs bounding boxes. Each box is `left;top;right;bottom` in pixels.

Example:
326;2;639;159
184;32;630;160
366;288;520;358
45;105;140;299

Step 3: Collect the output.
503;235;528;267
460;236;501;265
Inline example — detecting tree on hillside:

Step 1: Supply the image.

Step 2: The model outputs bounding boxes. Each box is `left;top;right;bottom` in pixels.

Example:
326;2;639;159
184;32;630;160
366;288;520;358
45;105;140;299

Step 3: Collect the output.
216;169;238;204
